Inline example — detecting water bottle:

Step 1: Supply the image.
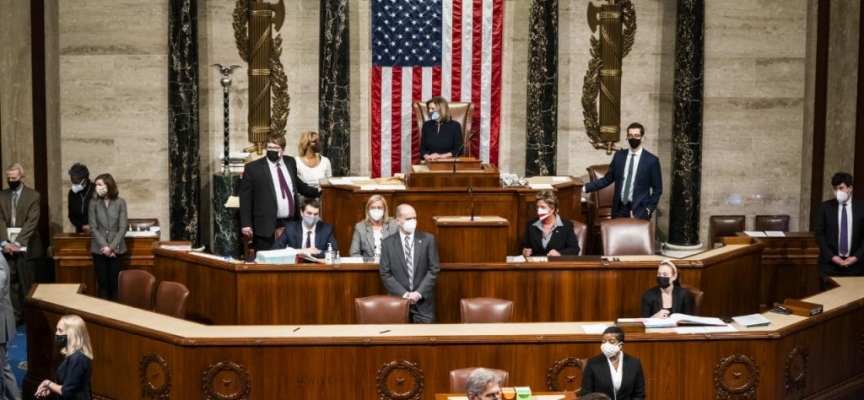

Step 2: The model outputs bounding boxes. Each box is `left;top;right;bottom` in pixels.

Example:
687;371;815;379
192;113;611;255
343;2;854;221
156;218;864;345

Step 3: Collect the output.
325;243;334;265
335;251;342;265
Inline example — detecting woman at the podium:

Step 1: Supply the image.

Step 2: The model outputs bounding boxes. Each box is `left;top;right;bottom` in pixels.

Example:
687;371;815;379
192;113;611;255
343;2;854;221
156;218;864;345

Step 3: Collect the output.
349;195;399;259
420;97;463;162
521;191;581;257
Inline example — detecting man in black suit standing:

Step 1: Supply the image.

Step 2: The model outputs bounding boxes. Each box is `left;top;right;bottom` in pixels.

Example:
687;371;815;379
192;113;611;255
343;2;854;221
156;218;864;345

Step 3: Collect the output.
240;135;321;252
0;257;19;400
271;198;337;258
584;122;662;220
379;204;440;323
814;172;864;290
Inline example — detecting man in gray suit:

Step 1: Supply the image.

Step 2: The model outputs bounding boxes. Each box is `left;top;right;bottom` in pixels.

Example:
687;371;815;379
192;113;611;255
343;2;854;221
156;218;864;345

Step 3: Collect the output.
379;204;440;323
0;257;20;399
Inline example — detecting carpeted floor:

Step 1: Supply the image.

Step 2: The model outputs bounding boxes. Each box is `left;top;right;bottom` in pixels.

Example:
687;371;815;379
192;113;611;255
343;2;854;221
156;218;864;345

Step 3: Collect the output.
8;324;26;388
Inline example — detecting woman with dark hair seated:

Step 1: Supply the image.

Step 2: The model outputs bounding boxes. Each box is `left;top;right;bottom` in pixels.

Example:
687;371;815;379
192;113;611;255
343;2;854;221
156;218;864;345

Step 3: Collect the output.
521;190;580;257
580;326;646;400
640;260;694;318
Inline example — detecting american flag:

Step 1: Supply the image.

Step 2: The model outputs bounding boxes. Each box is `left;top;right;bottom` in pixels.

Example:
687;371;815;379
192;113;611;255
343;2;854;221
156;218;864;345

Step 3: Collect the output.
371;0;503;177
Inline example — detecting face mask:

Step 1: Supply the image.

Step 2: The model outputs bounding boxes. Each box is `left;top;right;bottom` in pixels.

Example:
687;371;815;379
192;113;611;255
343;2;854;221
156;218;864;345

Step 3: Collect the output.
6;180;20;191
71;184;84;193
628;138;641;149
369;209;384;221
302;215;319;227
537;208;551;220
55;334;68;347
310;143;322;153
401;219;417;234
601;342;620;358
96;186;108;197
430;111;440;121
657;276;672;289
266;150;281;162
836;189;850;203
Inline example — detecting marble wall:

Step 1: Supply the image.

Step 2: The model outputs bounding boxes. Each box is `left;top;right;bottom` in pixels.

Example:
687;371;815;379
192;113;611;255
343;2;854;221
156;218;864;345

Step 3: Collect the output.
0;0;36;184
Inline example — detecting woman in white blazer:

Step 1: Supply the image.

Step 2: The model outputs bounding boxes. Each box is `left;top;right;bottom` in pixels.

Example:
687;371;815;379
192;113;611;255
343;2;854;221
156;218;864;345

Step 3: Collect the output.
88;174;127;301
349;195;398;259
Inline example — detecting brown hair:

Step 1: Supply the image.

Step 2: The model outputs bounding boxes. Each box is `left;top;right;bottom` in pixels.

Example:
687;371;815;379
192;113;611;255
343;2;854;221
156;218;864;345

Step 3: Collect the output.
301;197;321;213
93;173;119;200
268;134;287;150
426;96;452;123
534;190;558;213
297;131;321;156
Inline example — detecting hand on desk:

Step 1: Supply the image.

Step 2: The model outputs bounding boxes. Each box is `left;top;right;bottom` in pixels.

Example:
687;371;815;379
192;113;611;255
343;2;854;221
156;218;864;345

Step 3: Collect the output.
652;310;670;318
299;247;322;256
522;248;532;258
547;249;561;257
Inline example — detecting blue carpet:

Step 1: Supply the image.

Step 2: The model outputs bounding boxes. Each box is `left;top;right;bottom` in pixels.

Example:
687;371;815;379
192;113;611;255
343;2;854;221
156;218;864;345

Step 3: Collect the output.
8;324;26;388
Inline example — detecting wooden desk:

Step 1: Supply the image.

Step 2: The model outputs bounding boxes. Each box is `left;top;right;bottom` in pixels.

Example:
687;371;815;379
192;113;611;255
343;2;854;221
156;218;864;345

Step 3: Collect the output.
321;177;583;260
24;277;864;400
433;216;510;263
145;242;763;325
52;233;160;296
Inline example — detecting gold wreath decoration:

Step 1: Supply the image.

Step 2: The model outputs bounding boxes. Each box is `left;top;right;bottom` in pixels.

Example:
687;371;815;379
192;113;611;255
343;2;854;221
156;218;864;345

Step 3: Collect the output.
232;0;249;62
270;34;291;137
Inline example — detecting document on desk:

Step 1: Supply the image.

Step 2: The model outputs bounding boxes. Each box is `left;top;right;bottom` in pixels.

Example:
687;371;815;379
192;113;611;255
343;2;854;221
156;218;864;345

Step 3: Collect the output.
744;231;767;237
674;325;737;334
582;324;609;334
528;183;554;190
765;231;785;237
327;178;354;186
506;255;527;263
732;313;771;327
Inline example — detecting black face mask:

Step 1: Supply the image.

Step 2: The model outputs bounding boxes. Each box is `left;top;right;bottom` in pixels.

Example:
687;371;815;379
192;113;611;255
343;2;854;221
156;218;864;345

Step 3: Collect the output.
657;276;672;289
310;144;322;153
628;138;641;149
6;180;20;190
55;334;68;347
266;150;281;162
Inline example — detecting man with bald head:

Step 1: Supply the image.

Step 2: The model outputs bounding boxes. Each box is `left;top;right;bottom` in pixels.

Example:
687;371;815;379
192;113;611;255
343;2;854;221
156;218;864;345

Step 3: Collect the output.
379;204;440;323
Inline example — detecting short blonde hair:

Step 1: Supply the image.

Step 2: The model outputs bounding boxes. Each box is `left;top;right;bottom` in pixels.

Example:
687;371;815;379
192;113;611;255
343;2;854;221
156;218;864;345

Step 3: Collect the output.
5;163;24;177
60;314;94;360
297;131;320;155
534;190;559;213
365;195;390;224
659;260;678;278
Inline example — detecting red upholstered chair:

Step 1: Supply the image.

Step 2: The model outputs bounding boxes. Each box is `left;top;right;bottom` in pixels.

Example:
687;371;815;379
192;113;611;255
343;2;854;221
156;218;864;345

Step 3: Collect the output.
449;368;509;393
154;281;190;319
754;215;790;232
118;270;156;310
600;218;654;256
354;296;411;324
460;298;514;323
709;215;746;248
412;101;475;157
681;284;704;316
571;220;588;256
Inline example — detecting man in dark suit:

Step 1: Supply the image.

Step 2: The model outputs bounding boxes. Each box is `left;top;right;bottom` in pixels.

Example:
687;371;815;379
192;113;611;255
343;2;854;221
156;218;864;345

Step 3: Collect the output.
0;163;44;324
0;257;20;400
584;122;662;220
240;135;320;252
814;172;864;289
379;204;440;323
271;198;337;258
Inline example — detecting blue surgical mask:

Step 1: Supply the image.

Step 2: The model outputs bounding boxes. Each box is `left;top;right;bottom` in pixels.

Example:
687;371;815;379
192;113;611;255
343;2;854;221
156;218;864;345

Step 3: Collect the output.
430;111;440;121
302;215;319;227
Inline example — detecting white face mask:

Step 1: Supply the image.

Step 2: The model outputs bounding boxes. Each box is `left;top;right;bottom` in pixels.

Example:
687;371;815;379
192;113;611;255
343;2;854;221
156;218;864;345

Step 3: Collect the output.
369;209;385;221
836;189;850;203
601;342;621;358
96;186;108;197
537;208;551;220
71;184;84;194
401;219;417;234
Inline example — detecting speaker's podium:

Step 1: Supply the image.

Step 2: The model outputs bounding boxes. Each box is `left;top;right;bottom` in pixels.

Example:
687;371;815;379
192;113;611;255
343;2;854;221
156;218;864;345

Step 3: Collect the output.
408;157;500;188
433;215;509;263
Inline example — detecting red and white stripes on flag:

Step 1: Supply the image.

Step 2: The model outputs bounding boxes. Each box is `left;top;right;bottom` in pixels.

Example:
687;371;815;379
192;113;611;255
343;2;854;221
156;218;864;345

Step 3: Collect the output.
371;0;503;178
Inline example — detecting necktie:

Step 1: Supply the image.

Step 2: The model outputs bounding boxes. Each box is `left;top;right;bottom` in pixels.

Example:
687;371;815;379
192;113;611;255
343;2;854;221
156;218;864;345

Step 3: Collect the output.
275;163;295;218
622;154;635;203
11;191;18;227
840;203;849;256
404;236;414;290
305;231;312;249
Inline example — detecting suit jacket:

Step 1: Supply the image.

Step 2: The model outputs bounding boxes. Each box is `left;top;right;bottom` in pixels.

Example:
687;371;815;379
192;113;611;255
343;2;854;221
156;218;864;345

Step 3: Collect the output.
88;197;128;254
640;285;694;317
271;220;338;258
814;198;864;276
239;156;319;238
349;219;399;257
584;149;662;220
521;217;581;256
0;257;15;343
379;231;440;322
0;185;44;259
581;353;646;400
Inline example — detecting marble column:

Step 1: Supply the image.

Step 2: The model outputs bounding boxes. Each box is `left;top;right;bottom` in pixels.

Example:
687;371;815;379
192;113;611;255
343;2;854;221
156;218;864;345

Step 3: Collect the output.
212;173;240;257
667;0;704;246
320;0;351;176
168;0;201;245
525;0;558;176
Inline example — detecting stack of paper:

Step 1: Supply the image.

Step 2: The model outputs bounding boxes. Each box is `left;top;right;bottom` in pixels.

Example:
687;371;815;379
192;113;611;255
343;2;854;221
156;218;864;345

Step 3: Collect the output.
732;313;771;327
617;314;727;328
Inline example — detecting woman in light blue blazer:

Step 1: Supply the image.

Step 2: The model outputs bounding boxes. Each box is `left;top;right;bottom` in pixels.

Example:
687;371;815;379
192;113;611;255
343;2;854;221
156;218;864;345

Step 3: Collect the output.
88;174;127;301
349;195;398;258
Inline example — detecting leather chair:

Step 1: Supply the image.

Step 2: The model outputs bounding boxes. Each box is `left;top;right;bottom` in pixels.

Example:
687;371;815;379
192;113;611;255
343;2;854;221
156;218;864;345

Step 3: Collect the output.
449;368;509;393
355;296;410;324
754;215;790;232
572;220;588;256
709;215;746;248
118;270;156;310
154;281;190;319
127;218;159;231
412;101;475;157
600;219;654;256
586;164;614;254
460;298;514;323
681;284;704;316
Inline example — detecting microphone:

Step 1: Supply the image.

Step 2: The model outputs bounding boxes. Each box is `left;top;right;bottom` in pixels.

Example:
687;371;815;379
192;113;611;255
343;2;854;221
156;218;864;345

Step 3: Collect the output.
451;130;476;173
468;186;475;221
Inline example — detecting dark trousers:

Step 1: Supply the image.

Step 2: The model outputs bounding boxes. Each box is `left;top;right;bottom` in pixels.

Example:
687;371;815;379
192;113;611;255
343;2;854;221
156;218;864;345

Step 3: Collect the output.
613;201;633;219
5;253;34;324
252;234;276;252
93;253;123;301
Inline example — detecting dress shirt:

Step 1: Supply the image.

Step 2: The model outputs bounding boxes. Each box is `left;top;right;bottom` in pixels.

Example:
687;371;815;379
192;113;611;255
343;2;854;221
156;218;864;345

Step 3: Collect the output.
268;159;295;219
608;352;624;398
302;224;316;249
839;201;853;257
532;214;564;249
373;229;384;257
622;147;643;202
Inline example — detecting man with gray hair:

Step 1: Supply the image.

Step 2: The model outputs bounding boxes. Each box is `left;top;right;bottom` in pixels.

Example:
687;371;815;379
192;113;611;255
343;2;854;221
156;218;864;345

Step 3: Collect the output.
465;368;502;400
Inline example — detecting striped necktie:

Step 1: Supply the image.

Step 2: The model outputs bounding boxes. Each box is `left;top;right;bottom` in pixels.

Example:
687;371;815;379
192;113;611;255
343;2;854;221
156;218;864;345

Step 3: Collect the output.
404;236;414;291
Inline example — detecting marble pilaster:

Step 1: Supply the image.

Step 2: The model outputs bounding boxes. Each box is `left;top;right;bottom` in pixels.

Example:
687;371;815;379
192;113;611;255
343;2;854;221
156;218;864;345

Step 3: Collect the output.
524;0;558;176
319;0;351;176
212;173;240;257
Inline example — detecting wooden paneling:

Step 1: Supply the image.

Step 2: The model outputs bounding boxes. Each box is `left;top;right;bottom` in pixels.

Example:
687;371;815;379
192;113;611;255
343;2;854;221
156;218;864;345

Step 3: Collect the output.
433;217;510;263
52;233;160;296
733;233;821;309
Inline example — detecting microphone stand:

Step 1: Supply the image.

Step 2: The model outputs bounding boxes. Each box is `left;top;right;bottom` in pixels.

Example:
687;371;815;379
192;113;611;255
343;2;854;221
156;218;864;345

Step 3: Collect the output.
451;130;476;174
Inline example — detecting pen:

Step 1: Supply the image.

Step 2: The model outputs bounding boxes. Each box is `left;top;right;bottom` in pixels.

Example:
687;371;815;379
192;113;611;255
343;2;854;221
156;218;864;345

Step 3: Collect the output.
293;327;301;332
379;329;391;334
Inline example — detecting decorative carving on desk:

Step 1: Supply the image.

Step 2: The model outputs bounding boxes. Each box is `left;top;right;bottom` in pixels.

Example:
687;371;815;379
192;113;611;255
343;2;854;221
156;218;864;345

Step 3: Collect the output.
202;361;251;400
714;354;760;399
376;360;423;400
784;346;808;393
139;354;172;399
547;357;587;392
